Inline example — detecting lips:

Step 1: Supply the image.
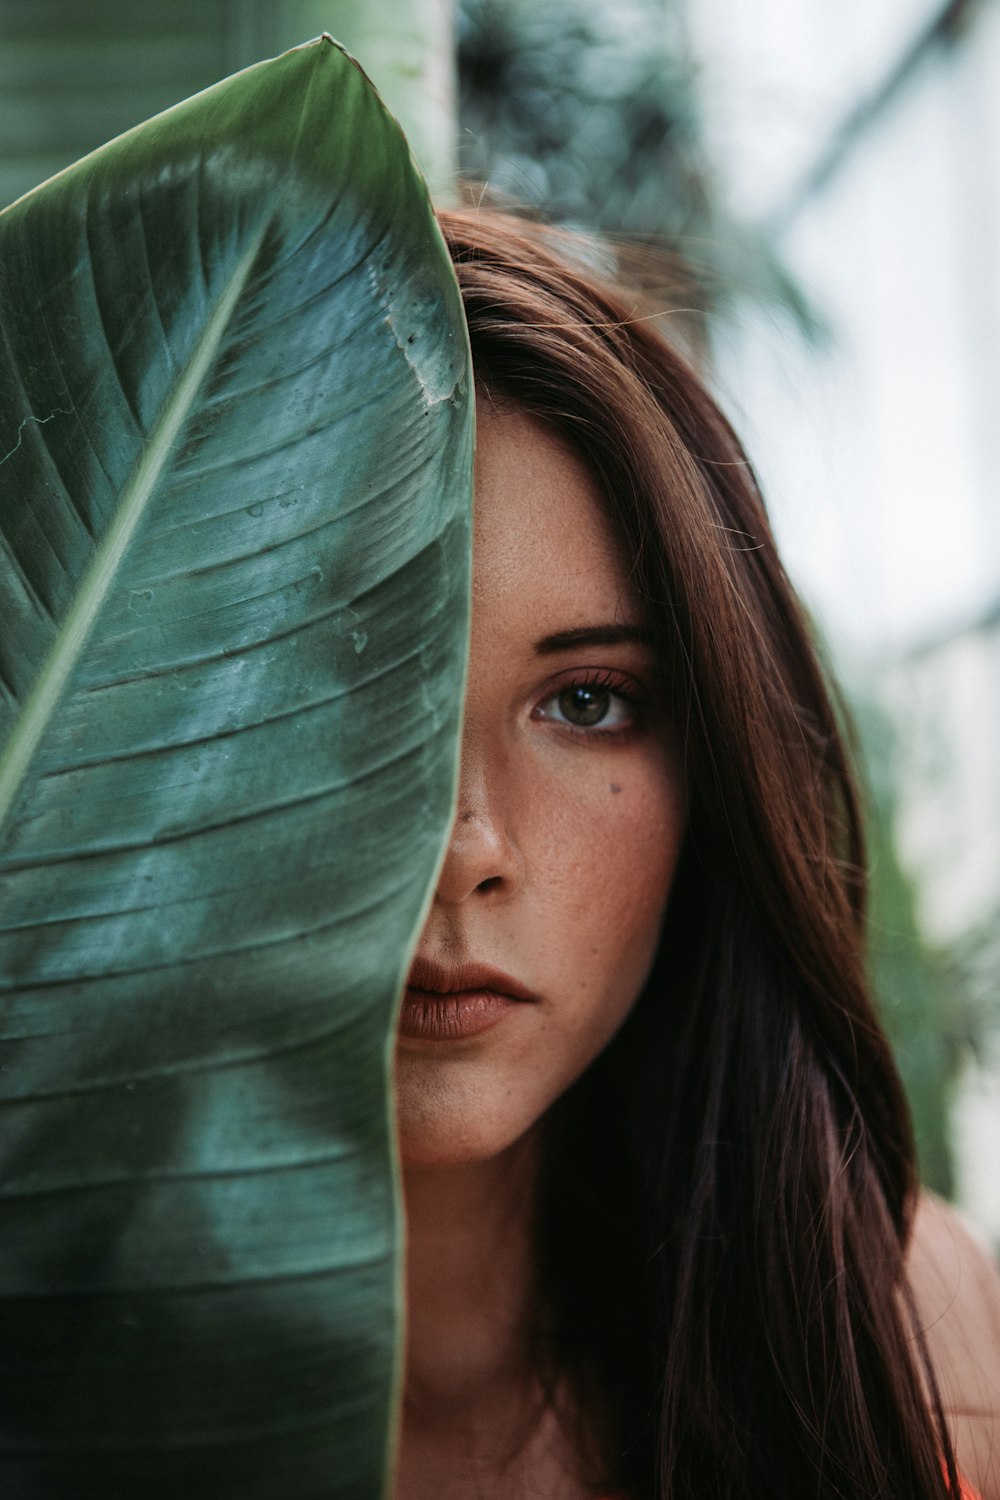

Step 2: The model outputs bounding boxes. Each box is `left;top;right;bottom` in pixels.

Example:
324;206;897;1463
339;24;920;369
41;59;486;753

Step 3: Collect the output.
399;957;536;1041
405;956;535;1002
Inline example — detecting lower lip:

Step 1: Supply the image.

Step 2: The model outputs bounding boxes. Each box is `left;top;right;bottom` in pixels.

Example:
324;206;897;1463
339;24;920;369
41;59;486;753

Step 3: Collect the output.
397;987;526;1041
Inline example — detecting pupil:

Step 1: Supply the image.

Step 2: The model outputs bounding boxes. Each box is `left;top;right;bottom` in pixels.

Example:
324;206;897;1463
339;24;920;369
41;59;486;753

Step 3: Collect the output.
561;685;608;725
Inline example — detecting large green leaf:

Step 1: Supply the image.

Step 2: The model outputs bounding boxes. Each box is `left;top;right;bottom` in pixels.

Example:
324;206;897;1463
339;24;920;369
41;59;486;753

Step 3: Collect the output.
0;36;473;1499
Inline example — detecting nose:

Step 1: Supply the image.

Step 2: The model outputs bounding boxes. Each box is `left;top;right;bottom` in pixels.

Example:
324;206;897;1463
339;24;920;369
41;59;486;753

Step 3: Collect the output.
433;732;523;905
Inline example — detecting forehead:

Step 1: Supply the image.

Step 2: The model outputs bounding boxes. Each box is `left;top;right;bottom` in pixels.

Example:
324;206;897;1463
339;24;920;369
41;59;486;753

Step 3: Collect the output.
471;404;640;629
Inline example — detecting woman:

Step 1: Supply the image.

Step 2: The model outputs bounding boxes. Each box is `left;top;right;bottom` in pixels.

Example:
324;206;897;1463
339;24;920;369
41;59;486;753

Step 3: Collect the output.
392;206;1000;1499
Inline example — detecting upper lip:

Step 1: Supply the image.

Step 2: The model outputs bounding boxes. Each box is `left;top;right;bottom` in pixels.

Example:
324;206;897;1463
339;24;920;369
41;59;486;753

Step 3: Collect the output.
406;956;535;1002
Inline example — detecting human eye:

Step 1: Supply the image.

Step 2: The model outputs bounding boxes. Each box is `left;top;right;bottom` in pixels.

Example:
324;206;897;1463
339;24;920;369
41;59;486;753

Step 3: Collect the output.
533;670;641;735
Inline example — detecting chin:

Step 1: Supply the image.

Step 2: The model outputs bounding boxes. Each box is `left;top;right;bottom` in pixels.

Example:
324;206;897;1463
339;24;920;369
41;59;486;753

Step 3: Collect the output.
397;1137;480;1171
395;1113;525;1171
393;1073;537;1171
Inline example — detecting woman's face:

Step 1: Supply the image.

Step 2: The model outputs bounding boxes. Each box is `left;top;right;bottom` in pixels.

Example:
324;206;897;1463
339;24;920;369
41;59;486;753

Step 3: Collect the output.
395;403;685;1168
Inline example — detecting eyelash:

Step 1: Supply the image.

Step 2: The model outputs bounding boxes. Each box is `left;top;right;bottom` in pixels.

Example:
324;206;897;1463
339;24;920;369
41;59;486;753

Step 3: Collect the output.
533;669;644;739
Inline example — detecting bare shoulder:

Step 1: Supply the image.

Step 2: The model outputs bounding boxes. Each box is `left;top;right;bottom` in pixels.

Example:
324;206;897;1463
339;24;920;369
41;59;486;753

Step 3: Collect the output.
907;1193;1000;1500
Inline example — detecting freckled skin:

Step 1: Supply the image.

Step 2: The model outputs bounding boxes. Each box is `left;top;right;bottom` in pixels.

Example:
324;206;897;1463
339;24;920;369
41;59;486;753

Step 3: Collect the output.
395;405;686;1169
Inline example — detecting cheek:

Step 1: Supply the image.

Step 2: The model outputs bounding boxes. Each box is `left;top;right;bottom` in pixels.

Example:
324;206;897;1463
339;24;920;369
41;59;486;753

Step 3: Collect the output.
525;751;685;1053
539;754;684;958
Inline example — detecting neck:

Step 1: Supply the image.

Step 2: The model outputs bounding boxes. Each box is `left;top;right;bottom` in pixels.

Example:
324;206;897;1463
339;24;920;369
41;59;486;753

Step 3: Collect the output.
401;1128;542;1430
396;1129;601;1500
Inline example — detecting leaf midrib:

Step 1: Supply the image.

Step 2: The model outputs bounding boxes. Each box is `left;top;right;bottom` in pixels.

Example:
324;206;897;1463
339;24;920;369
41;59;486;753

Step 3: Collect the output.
0;223;267;837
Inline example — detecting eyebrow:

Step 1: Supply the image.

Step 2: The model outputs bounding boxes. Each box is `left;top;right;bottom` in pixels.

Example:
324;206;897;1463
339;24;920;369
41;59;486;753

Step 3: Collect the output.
533;623;650;655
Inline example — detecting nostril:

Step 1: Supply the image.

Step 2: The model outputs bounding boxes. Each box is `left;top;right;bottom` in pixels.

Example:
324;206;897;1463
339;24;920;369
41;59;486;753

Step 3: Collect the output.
475;875;504;893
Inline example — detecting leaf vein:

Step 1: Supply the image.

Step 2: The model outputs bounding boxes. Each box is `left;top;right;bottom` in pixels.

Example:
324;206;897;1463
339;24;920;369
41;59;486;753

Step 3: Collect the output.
0;225;269;836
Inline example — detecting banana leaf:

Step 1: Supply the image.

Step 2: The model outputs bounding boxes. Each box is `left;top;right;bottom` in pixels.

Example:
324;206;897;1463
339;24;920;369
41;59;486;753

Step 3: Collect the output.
0;36;473;1500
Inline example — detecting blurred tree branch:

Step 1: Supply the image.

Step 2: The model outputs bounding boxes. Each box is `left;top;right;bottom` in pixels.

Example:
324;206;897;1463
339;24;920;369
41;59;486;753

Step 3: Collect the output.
764;0;991;237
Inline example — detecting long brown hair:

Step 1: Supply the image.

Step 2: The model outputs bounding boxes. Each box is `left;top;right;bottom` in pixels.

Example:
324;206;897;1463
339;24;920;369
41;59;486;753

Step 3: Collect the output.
437;205;960;1500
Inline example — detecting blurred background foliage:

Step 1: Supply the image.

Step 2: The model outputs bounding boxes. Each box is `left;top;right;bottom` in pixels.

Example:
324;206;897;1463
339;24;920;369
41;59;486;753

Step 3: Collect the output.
853;694;957;1194
1;0;993;1202
455;0;822;344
